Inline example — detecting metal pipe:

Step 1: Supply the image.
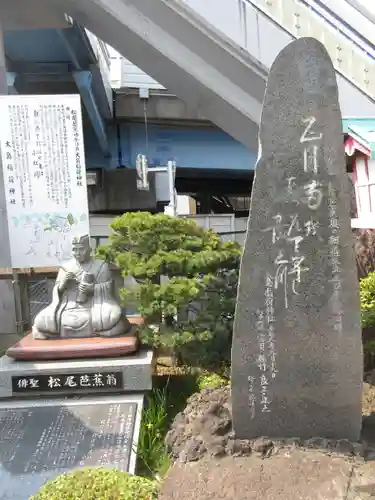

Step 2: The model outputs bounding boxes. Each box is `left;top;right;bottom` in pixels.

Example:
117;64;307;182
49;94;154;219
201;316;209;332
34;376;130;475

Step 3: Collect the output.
167;160;177;217
12;273;24;334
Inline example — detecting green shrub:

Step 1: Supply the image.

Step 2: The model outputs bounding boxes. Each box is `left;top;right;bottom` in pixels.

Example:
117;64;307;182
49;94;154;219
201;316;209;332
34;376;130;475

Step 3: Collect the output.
137;387;170;478
197;371;229;391
30;468;158;500
360;271;375;328
364;339;375;355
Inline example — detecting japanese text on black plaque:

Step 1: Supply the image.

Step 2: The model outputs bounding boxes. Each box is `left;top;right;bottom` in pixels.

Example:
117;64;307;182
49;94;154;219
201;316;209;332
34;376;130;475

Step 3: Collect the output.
12;372;123;392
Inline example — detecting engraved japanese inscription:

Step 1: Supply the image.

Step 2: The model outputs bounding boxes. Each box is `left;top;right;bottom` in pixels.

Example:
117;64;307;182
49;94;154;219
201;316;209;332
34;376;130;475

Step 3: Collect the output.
0;95;89;268
12;371;123;393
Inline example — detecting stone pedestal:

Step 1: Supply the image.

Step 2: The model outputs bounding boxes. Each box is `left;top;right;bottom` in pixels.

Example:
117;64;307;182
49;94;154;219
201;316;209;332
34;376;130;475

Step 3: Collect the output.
6;330;139;361
0;394;144;500
0;339;153;499
0;348;154;399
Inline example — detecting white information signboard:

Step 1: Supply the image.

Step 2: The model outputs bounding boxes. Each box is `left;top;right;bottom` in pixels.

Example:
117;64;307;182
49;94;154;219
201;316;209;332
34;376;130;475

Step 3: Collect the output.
0;94;89;268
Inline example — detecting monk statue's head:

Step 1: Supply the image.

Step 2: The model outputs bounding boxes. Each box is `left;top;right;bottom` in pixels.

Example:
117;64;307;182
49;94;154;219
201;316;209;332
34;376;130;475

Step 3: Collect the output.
72;234;91;263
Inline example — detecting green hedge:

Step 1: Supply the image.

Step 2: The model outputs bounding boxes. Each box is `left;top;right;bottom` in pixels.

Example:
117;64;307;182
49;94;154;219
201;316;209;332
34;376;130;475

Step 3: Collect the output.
360;271;375;328
30;468;158;500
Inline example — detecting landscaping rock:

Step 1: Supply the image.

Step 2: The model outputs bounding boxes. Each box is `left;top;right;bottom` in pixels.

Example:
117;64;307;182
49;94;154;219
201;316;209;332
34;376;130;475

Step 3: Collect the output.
252;437;273;454
165;386;375;464
159;451;374;500
165;387;235;462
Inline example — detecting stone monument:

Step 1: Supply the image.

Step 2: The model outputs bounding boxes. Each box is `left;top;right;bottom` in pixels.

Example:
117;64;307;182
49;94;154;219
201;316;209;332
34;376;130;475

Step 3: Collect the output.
6;235;139;360
231;37;363;441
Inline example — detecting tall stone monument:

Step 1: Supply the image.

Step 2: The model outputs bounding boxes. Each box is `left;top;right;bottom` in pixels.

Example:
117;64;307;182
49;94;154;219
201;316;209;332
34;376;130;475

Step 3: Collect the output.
231;37;363;441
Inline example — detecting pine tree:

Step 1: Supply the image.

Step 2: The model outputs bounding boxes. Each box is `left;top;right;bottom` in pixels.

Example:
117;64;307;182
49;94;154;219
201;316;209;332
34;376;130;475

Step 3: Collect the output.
97;212;241;369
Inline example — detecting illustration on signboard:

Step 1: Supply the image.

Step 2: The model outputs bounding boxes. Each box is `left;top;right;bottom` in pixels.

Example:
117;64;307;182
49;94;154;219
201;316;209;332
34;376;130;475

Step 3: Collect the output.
13;212;88;262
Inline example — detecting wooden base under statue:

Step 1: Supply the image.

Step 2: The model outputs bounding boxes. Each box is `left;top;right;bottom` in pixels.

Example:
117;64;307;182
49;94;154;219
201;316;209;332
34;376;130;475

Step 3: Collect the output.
6;326;140;361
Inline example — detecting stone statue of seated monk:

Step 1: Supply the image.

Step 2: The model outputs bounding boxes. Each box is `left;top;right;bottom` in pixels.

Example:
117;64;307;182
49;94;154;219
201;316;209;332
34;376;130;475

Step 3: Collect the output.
32;234;132;340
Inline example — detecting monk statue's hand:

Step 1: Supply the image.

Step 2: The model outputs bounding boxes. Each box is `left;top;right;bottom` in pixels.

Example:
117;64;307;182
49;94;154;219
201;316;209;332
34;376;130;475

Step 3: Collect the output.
58;279;69;292
78;282;94;295
65;271;77;282
57;272;77;292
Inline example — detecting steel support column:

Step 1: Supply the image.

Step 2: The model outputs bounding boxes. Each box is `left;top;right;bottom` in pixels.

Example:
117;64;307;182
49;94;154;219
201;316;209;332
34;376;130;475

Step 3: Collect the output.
57;26;110;156
6;72;18;94
73;70;109;156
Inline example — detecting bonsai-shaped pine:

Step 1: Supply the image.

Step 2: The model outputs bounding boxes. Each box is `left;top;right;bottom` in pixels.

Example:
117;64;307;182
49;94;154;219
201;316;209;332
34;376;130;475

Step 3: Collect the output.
97;212;242;370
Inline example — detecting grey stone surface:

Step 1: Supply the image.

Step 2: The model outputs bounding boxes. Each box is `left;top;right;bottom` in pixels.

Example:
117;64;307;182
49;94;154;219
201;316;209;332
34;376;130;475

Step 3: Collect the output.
165;387;373;463
231;37;363;441
348;462;375;500
0;394;143;500
159;452;375;500
0;348;153;398
0;332;22;352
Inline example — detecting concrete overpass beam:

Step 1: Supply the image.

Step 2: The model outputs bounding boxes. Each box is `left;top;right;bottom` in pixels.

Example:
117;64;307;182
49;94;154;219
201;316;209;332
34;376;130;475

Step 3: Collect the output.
59;0;266;151
0;0;266;151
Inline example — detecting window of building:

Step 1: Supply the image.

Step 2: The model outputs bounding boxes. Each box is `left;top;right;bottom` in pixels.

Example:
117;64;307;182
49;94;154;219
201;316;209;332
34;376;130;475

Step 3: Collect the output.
353;156;375;218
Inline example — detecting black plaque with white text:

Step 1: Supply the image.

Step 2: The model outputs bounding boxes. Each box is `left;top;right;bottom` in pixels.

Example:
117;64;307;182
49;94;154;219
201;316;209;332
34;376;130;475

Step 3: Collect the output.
0;399;140;500
12;371;123;393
